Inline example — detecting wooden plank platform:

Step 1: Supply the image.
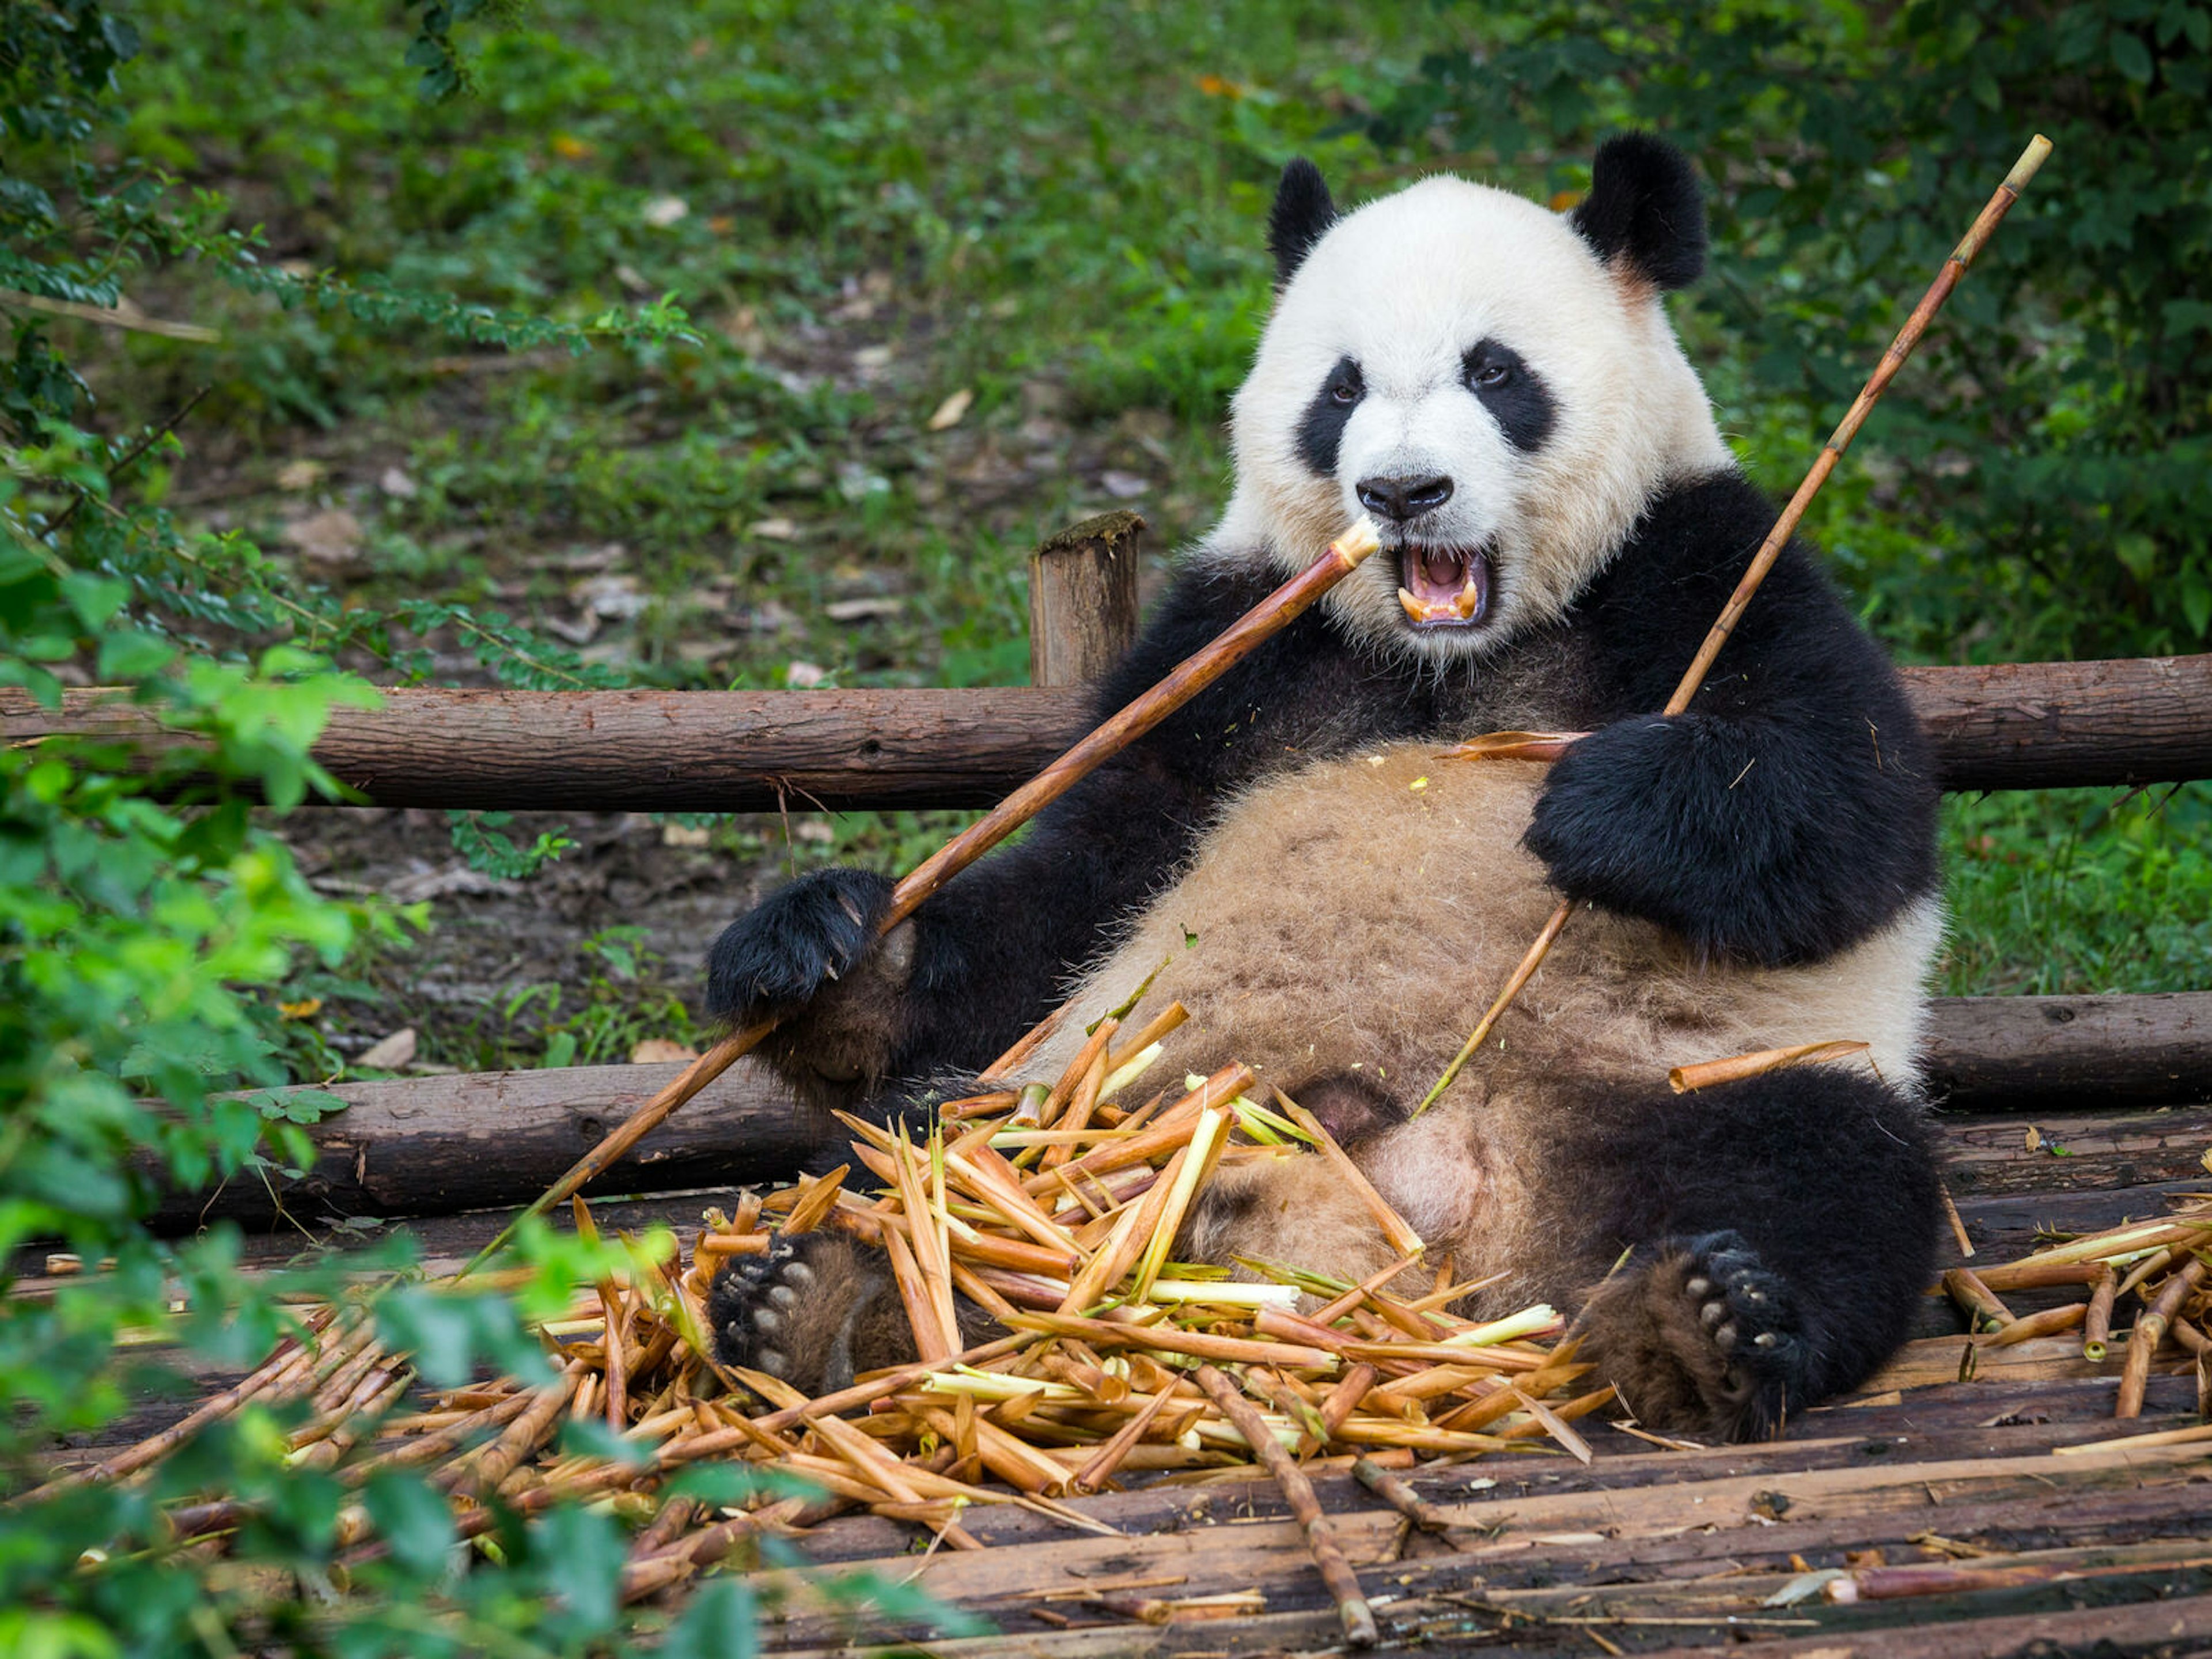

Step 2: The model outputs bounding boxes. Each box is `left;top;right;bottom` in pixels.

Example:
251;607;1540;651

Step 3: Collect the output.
27;1099;2211;1655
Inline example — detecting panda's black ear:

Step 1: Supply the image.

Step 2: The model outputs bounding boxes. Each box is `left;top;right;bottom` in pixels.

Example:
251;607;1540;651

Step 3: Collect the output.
1268;158;1337;287
1570;134;1706;291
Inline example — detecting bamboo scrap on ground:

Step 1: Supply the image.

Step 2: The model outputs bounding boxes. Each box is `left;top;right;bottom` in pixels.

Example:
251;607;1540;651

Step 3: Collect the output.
1954;1199;2212;1423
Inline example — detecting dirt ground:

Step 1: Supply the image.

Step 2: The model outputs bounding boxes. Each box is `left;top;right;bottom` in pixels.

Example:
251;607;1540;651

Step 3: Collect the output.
245;295;1212;1078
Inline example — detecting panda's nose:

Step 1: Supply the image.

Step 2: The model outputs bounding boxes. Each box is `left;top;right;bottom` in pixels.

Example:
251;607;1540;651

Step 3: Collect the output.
1355;474;1455;522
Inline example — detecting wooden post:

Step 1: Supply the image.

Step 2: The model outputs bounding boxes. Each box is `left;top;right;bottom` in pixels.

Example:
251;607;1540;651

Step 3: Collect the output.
1028;510;1143;687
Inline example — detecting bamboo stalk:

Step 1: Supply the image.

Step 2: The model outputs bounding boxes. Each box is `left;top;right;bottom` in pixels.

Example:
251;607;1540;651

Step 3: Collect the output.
2117;1248;2178;1300
1191;1365;1377;1647
1273;1090;1425;1258
1979;1301;2086;1349
450;1360;585;1498
1007;1311;1339;1371
1437;730;1589;764
1972;1259;2100;1293
14;1312;333;1505
1667;1040;1870;1095
463;522;1380;1274
1351;1456;1456;1532
1944;1267;2015;1334
1069;1384;1192;1495
2084;1267;2118;1363
1414;134;2052;1118
2117;1256;2206;1418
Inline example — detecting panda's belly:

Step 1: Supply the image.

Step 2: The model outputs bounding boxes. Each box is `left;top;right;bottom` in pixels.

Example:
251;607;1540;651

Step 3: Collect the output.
1024;743;1938;1111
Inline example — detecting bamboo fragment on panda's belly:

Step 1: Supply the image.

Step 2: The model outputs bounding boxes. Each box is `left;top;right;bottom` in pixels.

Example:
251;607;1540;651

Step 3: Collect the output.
1022;743;1938;1104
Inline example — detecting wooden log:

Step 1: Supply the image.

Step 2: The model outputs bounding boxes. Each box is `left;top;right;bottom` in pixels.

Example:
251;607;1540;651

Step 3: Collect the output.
1906;652;2212;791
1923;991;2212;1108
10;653;2212;810
145;1007;2212;1236
145;1059;810;1232
1029;511;1144;687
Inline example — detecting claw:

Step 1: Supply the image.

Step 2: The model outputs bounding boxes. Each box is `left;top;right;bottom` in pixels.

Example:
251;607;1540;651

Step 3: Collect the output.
1753;1330;1780;1349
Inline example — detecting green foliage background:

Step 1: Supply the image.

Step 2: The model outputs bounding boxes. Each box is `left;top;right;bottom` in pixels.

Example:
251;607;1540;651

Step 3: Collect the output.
2;0;2209;1650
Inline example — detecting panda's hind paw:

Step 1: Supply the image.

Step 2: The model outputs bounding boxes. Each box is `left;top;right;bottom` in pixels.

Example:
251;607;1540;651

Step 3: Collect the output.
1575;1230;1810;1441
708;1232;907;1396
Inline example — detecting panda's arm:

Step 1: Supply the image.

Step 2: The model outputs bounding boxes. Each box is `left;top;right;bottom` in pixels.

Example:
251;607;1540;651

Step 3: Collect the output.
704;562;1335;1104
1526;473;1940;966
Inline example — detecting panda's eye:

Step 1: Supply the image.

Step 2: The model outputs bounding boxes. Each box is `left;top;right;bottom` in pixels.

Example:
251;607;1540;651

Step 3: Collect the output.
1328;374;1362;406
1470;360;1511;388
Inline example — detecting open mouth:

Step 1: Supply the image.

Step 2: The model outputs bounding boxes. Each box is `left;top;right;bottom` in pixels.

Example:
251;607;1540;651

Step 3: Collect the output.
1396;542;1493;629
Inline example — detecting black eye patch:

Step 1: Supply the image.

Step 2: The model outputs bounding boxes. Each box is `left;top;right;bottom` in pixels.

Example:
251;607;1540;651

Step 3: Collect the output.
1462;338;1555;452
1294;355;1363;478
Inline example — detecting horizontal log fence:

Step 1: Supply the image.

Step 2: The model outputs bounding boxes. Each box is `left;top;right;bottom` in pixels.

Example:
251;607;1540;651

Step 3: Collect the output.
9;651;2212;812
146;991;2212;1232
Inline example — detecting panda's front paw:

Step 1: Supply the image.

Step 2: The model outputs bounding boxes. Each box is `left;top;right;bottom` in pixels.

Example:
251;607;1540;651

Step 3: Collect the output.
1574;1230;1810;1441
1525;714;1785;961
709;1232;911;1395
704;869;916;1108
704;867;899;1025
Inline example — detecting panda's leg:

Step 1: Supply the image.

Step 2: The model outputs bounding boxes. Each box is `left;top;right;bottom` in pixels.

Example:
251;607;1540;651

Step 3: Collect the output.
708;1088;1002;1395
1179;1104;1490;1296
1551;1066;1942;1440
709;1224;1005;1395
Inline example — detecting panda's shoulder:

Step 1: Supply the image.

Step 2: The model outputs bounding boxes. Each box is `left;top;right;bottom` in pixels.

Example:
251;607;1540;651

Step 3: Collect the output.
1599;469;1825;605
1577;468;1883;687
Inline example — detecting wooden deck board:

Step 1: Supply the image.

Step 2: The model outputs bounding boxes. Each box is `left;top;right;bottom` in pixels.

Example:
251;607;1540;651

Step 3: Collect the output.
20;1100;2210;1654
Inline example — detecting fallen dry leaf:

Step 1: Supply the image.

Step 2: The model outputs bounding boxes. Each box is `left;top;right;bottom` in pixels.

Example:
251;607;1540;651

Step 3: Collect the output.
630;1038;700;1065
356;1028;418;1071
927;388;975;431
823;596;903;623
283;508;365;567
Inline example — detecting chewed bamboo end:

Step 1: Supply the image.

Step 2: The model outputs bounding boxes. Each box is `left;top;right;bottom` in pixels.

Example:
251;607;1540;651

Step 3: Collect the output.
1333;516;1382;566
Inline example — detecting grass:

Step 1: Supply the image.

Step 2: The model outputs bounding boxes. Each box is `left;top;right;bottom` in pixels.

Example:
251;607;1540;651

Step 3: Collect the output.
82;0;2212;1073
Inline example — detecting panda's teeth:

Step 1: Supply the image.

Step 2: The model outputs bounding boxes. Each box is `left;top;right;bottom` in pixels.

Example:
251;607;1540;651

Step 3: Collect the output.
1399;586;1434;622
1451;576;1483;620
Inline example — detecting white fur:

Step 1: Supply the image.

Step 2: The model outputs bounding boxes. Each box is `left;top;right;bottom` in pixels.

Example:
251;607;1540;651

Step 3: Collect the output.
1022;749;1939;1109
1207;174;1732;666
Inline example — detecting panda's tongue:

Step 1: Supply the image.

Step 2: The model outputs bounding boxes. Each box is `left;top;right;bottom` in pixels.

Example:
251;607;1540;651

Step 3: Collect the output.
1397;546;1489;627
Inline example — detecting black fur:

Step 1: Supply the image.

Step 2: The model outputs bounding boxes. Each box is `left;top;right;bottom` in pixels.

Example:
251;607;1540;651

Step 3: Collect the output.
1268;157;1338;287
1463;337;1556;452
705;866;893;1024
1293;355;1362;478
1527;471;1940;964
1570;132;1707;290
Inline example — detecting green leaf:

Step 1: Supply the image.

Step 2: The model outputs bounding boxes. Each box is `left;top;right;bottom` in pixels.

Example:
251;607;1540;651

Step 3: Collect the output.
59;573;129;630
2111;29;2156;80
95;630;175;681
361;1471;455;1578
660;1581;760;1659
2182;574;2211;638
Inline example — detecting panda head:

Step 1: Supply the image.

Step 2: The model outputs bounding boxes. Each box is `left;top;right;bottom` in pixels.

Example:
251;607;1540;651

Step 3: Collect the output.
1220;134;1733;665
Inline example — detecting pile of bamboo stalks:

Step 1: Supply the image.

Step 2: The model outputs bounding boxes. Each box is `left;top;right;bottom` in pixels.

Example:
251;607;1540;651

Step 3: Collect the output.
37;1002;1608;1637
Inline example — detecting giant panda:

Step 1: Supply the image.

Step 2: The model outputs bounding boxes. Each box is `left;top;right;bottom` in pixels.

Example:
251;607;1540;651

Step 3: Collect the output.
702;134;1944;1441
